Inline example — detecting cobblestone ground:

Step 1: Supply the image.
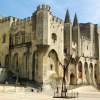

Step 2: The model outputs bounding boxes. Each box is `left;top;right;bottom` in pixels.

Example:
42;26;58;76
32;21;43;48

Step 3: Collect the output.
0;90;100;100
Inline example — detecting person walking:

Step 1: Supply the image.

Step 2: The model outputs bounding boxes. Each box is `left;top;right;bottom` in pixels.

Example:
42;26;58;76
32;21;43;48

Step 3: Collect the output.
41;87;42;92
56;87;58;93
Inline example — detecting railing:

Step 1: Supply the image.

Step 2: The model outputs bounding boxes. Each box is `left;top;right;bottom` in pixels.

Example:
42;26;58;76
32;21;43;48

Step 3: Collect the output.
53;91;78;98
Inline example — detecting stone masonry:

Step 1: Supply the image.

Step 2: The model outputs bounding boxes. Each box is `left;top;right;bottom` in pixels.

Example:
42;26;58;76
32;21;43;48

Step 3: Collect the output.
0;4;99;85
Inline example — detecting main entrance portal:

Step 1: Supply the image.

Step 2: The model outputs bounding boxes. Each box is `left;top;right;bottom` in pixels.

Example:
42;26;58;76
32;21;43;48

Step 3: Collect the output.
70;73;75;85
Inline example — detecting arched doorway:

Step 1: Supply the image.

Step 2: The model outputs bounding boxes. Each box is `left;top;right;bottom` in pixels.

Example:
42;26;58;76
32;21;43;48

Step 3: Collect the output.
94;64;98;84
5;55;9;69
84;62;88;84
69;58;76;84
89;63;93;84
70;73;75;85
23;52;28;78
48;49;59;75
78;61;82;84
13;53;18;71
32;51;38;80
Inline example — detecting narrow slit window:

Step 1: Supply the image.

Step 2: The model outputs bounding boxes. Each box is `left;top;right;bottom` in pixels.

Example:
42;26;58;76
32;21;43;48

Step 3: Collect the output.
22;35;25;43
15;37;18;44
50;64;53;71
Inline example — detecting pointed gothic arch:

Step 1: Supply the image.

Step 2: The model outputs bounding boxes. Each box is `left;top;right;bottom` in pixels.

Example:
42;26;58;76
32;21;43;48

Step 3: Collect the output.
52;33;57;43
78;61;82;78
5;55;9;69
94;64;98;84
84;62;88;84
48;49;59;75
13;53;18;71
70;73;75;85
64;58;68;80
23;52;28;78
89;63;93;84
32;51;38;80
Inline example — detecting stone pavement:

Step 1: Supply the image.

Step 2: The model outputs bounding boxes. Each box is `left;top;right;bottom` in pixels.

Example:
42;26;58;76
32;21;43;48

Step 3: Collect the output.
0;90;100;100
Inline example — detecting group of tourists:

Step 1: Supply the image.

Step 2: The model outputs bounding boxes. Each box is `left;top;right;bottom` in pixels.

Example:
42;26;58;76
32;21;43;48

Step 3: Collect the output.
18;82;26;86
1;80;8;84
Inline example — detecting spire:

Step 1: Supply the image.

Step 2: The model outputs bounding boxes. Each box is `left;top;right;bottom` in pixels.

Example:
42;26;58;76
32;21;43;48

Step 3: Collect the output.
73;13;78;26
64;8;71;23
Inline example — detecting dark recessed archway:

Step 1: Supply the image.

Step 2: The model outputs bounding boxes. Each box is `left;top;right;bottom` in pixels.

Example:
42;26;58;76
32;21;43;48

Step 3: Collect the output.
5;55;9;69
48;49;59;75
84;62;88;84
70;73;75;85
13;53;18;71
78;61;82;78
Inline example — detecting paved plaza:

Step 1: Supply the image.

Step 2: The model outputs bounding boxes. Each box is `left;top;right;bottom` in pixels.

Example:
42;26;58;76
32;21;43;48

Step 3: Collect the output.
0;89;100;100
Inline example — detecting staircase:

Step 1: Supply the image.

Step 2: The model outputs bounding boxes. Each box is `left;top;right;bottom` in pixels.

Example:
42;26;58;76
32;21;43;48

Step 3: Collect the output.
6;70;16;84
18;78;43;88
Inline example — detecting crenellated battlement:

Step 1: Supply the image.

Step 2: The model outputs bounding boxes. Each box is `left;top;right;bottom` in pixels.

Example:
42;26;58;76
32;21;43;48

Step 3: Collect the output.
0;16;19;25
13;17;32;26
0;17;10;24
82;35;91;41
37;4;50;11
52;15;63;25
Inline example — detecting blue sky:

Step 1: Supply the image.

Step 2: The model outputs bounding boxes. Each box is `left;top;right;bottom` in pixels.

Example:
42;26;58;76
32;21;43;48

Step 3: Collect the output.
0;0;100;25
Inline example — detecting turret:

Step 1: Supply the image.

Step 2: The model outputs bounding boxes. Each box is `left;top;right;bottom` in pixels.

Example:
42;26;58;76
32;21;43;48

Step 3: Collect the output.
36;4;51;45
37;4;50;12
65;8;71;23
72;13;80;56
73;13;78;26
64;8;72;55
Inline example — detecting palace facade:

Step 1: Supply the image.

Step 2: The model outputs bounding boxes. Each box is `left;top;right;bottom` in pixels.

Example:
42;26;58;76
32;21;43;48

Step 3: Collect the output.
0;5;100;85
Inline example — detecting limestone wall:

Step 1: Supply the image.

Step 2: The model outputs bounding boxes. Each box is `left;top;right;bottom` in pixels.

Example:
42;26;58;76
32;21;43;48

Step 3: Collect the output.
0;67;8;82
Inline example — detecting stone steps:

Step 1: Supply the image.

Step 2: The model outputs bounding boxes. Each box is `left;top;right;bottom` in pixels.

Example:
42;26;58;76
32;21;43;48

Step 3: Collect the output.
6;70;16;84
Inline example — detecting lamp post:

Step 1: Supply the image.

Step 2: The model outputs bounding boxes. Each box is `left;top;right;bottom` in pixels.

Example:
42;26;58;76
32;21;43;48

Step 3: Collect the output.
57;55;72;97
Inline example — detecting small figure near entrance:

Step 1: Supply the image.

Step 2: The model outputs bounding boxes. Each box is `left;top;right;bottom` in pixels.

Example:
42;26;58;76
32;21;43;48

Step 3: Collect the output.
56;87;58;93
5;81;8;84
40;87;42;92
18;82;20;86
13;75;16;79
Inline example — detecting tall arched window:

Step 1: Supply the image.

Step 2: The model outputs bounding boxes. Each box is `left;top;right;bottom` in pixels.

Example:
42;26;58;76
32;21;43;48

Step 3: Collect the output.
15;36;18;44
22;35;25;43
52;33;57;43
2;34;6;43
5;55;9;69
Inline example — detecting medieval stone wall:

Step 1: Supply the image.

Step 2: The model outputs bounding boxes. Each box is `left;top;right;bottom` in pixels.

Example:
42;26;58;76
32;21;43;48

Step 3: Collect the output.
0;4;99;85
